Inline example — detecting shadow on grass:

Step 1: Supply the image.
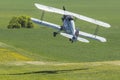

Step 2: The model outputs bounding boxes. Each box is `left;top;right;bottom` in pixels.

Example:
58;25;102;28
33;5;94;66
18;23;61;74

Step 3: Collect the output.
2;68;89;75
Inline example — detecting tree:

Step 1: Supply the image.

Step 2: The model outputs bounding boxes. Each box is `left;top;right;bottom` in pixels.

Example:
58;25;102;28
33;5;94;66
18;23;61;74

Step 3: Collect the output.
7;16;34;29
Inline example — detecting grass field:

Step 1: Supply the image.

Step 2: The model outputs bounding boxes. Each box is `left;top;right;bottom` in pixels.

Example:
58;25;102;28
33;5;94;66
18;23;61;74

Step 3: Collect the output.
0;0;120;80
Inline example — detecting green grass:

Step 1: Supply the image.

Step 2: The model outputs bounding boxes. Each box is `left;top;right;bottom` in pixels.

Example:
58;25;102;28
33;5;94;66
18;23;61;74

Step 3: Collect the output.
0;0;120;80
0;28;119;62
0;61;120;80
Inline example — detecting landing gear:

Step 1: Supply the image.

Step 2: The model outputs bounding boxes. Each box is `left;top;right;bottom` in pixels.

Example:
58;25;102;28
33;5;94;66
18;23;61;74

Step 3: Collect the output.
69;38;73;43
53;32;58;37
69;37;77;43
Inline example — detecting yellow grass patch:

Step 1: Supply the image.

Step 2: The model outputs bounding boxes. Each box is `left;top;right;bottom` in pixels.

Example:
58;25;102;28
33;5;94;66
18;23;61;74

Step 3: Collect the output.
0;48;31;62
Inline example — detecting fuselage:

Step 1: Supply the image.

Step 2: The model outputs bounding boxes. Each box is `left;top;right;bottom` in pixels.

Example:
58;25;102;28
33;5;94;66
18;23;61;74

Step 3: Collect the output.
62;15;78;40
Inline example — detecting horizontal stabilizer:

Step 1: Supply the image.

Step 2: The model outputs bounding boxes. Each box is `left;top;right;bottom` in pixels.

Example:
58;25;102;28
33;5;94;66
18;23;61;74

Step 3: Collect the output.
35;3;111;28
79;31;107;42
31;18;61;30
60;33;89;43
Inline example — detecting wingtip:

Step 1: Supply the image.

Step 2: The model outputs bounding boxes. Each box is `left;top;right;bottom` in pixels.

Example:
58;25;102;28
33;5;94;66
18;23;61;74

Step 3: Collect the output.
106;24;111;28
34;3;38;5
108;25;111;28
34;3;39;7
84;40;90;43
103;23;111;28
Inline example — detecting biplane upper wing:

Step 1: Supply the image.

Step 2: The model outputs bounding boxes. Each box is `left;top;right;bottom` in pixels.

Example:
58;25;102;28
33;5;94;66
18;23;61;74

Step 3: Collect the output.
35;3;111;28
79;31;107;42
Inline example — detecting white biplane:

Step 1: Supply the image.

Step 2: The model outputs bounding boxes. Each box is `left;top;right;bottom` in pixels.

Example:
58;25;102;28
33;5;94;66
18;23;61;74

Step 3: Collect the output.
31;3;111;43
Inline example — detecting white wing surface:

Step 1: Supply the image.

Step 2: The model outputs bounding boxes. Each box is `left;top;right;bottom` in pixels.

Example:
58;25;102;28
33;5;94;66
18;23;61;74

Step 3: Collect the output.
31;18;61;30
35;3;111;28
60;33;89;43
79;31;107;42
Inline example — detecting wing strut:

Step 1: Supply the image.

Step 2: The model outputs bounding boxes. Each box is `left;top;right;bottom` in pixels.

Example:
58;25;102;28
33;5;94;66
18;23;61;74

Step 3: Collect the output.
40;11;45;20
63;6;66;11
94;25;99;36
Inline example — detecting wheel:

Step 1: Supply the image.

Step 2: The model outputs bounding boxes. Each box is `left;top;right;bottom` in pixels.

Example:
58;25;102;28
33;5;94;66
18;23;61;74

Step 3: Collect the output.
69;38;73;43
53;32;57;37
69;38;72;41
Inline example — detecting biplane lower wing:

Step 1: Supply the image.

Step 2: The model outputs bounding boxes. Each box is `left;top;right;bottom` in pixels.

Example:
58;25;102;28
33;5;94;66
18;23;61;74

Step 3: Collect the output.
31;18;61;30
79;31;107;42
60;33;89;43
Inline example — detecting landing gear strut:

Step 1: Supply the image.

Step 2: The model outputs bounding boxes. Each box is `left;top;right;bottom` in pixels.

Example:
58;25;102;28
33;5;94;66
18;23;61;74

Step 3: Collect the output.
53;32;58;37
69;38;73;43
